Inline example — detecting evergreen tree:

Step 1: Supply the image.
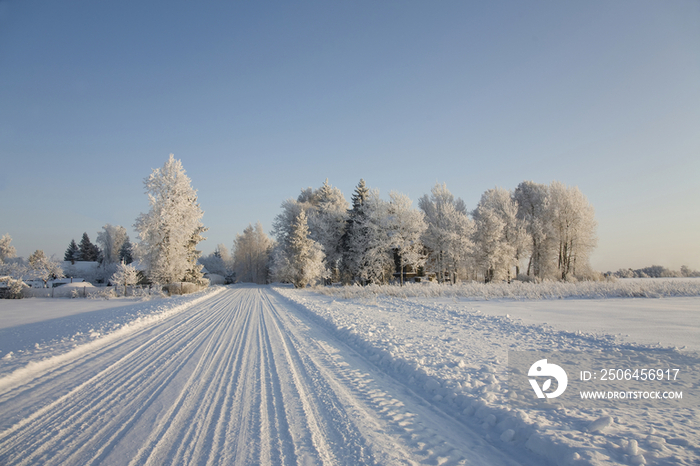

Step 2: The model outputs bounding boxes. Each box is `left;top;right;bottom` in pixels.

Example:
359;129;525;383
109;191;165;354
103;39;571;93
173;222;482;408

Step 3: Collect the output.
340;179;371;283
78;233;100;261
64;239;80;263
119;238;134;264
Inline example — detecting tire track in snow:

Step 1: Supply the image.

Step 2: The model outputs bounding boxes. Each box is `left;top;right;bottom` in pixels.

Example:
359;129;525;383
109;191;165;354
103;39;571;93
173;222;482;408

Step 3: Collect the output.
0;286;526;465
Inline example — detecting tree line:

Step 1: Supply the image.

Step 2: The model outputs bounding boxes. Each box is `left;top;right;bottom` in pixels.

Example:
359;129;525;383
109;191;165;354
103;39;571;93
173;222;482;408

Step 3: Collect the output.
8;154;679;293
247;178;600;287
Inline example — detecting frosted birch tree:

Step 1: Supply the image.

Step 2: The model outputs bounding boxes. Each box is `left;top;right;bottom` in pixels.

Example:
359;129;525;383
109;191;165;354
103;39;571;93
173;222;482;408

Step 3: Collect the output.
547;181;597;280
97;224;129;265
472;187;527;282
418;183;474;283
513;181;553;280
385;191;426;285
134;154;206;285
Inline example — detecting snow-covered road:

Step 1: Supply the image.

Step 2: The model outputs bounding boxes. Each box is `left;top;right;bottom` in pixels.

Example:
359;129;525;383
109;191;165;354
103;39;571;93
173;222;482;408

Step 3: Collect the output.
0;286;527;466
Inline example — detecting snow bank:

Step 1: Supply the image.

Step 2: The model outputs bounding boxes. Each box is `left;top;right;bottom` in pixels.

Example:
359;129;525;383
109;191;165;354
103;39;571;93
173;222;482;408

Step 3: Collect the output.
274;286;699;466
313;278;700;301
0;287;226;379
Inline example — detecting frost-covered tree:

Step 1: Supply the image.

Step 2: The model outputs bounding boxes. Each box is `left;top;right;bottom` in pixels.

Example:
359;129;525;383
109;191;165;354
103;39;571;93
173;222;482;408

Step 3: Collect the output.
1;234;17;263
111;261;140;296
547;181;597;280
352;191;395;284
97;224;129;265
134;154;206;284
79;233;100;262
340;179;371;283
233;222;273;284
272;210;326;287
27;250;64;283
119;239;134;264
513;181;553;279
385;192;427;285
272;180;348;284
199;243;234;278
472;187;528;282
418;183;474;283
64;239;80;263
307;180;348;282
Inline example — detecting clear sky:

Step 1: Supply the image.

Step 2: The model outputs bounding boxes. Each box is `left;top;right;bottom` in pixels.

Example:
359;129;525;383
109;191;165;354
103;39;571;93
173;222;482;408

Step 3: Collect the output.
1;0;698;272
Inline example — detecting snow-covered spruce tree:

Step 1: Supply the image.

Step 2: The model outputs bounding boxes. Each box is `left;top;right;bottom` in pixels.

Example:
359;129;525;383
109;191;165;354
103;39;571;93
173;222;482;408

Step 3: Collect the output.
78;232;100;262
119;238;134;264
183;225;208;285
272;210;326;288
134;154;207;285
111;261;140;296
547;181;597;280
64;239;80;263
340;179;371;284
472;187;528;283
233;222;273;284
513;181;554;280
418;183;474;283
385;191;427;285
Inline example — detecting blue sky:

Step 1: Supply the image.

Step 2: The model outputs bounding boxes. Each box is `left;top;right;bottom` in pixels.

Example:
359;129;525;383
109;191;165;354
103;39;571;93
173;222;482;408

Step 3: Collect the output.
1;0;698;272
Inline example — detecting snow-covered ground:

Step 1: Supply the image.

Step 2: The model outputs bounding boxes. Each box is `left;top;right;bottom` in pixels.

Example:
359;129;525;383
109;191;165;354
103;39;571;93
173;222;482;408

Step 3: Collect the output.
0;282;698;465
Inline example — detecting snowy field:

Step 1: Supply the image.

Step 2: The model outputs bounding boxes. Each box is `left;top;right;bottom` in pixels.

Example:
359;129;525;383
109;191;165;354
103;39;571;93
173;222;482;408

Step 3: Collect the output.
0;282;698;465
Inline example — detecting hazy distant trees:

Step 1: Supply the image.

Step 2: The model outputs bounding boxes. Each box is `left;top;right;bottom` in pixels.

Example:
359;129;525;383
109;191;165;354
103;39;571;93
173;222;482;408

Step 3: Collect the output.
134;154;207;285
233;223;272;284
199;243;234;278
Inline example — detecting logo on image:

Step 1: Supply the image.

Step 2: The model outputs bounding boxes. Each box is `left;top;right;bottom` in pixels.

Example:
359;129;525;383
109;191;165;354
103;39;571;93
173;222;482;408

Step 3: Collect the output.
528;359;568;399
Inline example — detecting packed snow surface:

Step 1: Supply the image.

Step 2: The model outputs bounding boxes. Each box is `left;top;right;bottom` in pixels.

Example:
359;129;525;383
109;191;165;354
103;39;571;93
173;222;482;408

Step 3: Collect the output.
0;282;698;465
